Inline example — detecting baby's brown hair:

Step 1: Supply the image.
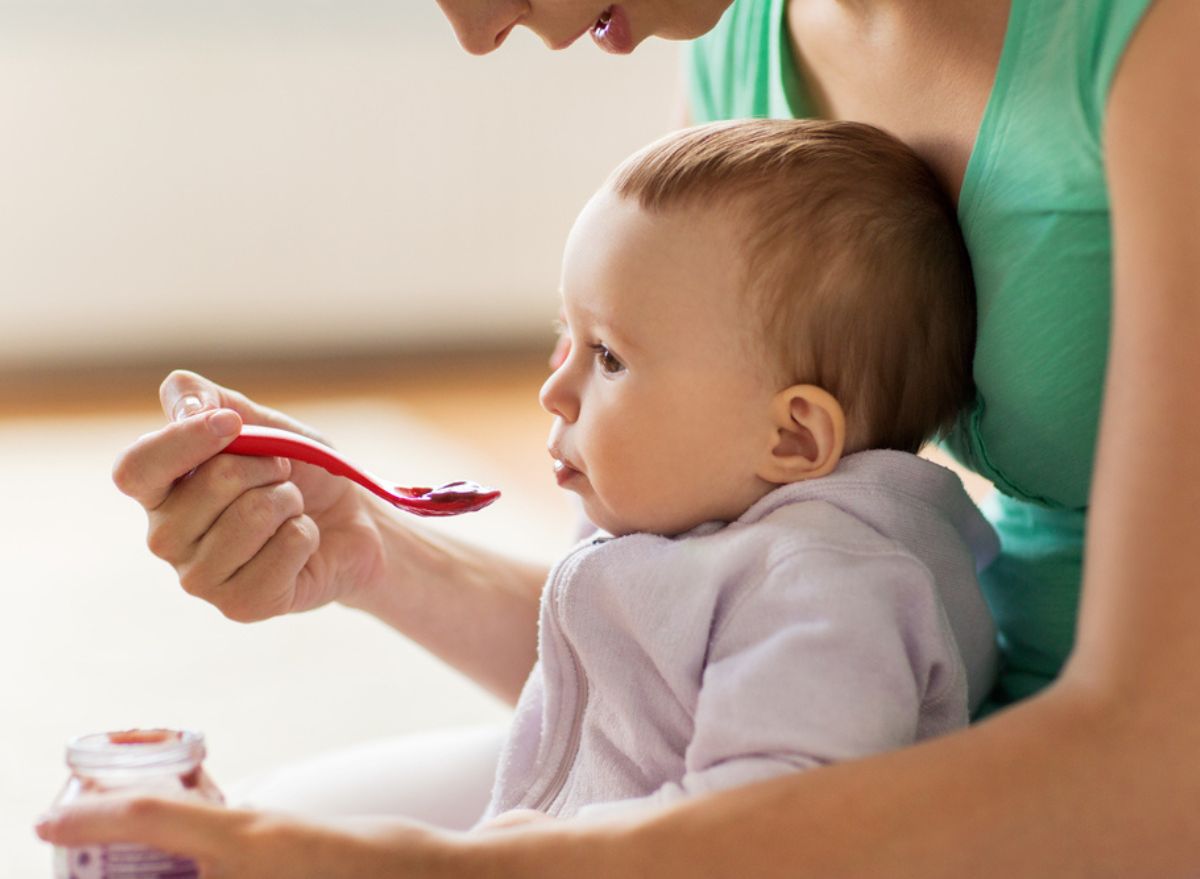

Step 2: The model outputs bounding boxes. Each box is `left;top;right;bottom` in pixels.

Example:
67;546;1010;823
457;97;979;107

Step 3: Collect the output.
610;119;975;454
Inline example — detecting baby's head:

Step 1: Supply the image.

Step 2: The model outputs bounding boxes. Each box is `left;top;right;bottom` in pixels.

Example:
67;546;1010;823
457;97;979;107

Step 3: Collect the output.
541;119;974;538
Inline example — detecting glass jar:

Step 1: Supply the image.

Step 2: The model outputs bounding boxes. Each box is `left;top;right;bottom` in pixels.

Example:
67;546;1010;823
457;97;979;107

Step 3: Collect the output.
50;729;223;879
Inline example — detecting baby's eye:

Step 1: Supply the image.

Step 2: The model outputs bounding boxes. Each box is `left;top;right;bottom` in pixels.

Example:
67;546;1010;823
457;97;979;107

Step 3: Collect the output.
592;344;625;376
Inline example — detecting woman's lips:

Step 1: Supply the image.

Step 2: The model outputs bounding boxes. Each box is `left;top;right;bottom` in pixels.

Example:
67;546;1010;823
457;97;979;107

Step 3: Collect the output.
591;4;634;54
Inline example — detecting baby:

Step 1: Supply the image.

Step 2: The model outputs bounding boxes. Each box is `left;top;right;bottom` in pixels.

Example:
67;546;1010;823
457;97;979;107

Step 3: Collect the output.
482;119;998;824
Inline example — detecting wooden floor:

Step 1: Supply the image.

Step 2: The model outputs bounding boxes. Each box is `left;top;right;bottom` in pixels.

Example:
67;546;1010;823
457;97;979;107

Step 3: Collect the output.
0;347;554;420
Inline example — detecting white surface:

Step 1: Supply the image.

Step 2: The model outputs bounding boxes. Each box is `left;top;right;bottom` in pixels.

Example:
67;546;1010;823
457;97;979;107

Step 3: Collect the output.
229;725;507;831
0;401;573;876
0;2;680;366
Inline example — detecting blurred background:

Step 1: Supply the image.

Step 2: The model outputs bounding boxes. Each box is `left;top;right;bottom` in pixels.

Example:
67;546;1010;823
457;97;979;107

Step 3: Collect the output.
1;2;679;872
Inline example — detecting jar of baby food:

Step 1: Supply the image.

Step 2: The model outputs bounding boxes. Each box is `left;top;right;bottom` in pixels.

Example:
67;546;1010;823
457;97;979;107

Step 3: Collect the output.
50;729;222;879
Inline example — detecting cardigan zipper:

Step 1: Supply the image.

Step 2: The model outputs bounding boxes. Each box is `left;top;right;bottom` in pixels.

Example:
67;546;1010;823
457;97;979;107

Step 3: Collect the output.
529;544;595;814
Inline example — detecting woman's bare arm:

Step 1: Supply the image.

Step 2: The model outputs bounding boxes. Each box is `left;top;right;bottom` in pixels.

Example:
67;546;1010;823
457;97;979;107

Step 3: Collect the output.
343;514;544;704
38;1;1200;871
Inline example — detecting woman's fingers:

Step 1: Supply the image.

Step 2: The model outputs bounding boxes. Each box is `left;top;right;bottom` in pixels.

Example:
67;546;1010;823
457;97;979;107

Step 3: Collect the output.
160;370;230;423
113;410;245;511
111;370;358;620
208;513;321;620
159;370;327;441
146;453;293;564
188;480;307;583
159;370;271;426
35;797;443;877
35;794;240;858
183;499;321;622
117;370;328;515
142;453;319;620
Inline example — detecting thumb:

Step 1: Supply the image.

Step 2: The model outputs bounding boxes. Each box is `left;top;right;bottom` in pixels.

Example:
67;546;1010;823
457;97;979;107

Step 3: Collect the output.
159;370;325;442
160;369;231;423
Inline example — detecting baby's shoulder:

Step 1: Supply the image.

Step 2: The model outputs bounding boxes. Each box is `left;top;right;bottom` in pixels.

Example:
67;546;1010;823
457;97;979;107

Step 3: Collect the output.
742;498;915;567
700;499;933;614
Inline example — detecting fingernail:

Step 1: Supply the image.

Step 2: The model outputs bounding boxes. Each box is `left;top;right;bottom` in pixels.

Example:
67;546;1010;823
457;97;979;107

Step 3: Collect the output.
207;409;241;438
174;395;205;422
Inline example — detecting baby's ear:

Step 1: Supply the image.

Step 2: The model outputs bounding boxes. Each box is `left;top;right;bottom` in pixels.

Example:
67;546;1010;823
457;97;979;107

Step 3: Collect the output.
756;385;846;484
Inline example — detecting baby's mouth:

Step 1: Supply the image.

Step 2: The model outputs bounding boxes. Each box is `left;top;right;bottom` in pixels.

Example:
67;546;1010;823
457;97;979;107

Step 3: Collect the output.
549;443;584;482
553;458;584;487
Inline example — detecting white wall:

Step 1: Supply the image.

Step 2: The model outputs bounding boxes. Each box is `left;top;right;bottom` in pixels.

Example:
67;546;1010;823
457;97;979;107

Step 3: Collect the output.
0;2;680;367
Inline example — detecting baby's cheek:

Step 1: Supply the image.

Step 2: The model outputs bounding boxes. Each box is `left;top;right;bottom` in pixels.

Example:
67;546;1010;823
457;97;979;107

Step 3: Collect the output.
603;461;701;535
579;469;645;537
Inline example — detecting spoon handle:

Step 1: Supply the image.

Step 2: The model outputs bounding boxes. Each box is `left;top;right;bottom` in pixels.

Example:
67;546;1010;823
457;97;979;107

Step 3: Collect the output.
226;425;397;504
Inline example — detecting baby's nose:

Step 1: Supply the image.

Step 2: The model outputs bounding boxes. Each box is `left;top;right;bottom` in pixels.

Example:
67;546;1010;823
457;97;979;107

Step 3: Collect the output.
539;365;578;422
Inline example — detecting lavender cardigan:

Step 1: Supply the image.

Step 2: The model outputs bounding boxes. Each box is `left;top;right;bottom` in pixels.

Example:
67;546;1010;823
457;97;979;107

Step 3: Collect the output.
482;450;998;821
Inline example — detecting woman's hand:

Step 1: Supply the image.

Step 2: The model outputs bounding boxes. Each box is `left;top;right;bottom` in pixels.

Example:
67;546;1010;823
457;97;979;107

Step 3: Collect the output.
114;369;545;702
35;795;456;878
112;370;386;622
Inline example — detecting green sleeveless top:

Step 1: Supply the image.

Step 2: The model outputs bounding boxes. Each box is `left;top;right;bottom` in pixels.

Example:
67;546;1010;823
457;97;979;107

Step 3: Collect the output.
686;0;1154;707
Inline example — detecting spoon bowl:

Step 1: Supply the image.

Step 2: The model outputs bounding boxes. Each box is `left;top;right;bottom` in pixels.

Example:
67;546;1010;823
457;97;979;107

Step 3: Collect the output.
225;425;500;517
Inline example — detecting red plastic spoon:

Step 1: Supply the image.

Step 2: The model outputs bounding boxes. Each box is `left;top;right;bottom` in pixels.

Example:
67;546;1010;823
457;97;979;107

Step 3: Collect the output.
225;425;500;517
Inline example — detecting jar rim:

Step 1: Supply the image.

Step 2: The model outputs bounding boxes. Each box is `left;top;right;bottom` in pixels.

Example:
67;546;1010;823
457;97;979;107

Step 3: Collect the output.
66;728;206;773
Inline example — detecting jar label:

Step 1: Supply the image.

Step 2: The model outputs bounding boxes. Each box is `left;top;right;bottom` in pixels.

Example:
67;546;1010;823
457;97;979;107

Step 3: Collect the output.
56;844;199;879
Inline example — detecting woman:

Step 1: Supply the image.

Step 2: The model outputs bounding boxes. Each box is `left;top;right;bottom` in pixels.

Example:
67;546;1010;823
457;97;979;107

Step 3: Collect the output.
37;0;1200;874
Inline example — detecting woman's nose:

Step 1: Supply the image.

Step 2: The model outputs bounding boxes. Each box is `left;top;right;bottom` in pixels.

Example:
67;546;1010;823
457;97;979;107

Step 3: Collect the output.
435;0;528;55
539;362;579;422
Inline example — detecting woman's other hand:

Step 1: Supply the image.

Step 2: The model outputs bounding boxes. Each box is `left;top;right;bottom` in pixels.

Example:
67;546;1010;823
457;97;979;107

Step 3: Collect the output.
112;370;386;623
34;795;453;878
